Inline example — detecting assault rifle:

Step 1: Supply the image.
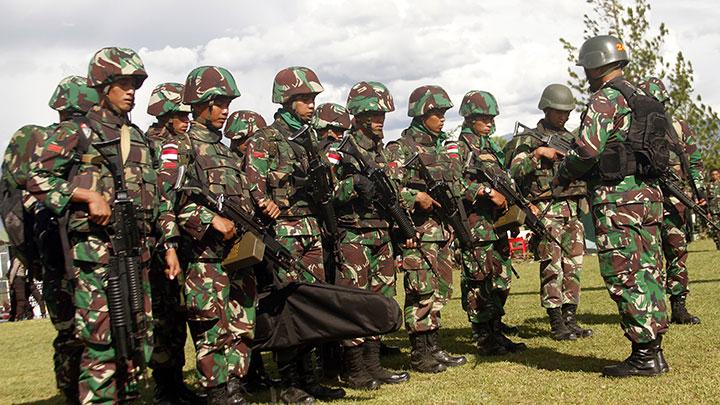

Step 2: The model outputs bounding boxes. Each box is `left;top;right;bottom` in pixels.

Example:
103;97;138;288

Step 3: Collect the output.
94;138;148;396
659;170;720;234
514;121;573;155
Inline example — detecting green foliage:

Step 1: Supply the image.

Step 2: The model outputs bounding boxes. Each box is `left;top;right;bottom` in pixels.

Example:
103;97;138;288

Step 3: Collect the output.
559;0;720;168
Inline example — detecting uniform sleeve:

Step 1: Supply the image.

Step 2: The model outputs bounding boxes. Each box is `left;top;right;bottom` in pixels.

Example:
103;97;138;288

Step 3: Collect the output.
509;138;539;182
386;142;417;209
681;121;706;190
325;142;357;205
245;134;272;204
456;140;482;202
155;168;180;245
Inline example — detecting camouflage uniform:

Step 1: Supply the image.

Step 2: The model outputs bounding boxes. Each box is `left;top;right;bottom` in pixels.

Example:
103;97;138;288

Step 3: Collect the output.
313;103;352;142
708;179;720;249
27;48;169;403
224;110;267;159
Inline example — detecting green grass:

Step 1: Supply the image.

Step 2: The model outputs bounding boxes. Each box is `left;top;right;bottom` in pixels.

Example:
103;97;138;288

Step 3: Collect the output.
2;239;720;404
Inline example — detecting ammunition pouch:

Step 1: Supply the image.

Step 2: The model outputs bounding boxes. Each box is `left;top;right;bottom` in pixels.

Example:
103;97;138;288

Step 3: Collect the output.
598;141;631;184
493;205;526;234
223;232;266;272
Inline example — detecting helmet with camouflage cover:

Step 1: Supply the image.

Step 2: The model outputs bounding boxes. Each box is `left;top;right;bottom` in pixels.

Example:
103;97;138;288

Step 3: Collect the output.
48;75;99;113
346;81;395;115
147;82;192;117
407;85;453;117
459;90;499;117
576;35;629;69
87;47;148;88
639;76;670;104
183;66;241;105
312;103;352;131
272;66;324;104
224;110;267;141
537;84;575;111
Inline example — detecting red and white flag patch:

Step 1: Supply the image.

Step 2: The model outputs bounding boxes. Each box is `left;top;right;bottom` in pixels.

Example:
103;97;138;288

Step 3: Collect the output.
446;143;459;159
47;143;63;153
161;143;178;161
326;148;341;165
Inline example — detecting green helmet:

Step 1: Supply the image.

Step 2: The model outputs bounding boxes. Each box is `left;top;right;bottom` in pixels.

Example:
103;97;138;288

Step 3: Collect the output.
147;82;191;117
312;103;352;131
407;85;453;117
48;75;99;113
224;110;267;142
183;66;241;105
537;84;575;111
87;47;148;88
272;66;324;104
346;81;395;115
639;76;670;103
459;90;499;117
576;35;629;69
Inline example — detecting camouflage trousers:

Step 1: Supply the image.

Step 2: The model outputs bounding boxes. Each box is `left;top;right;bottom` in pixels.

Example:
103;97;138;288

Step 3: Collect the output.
277;234;323;283
149;264;187;371
335;228;396;346
538;214;585;309
592;200;668;344
711;212;720;248
661;198;690;298
75;260;153;404
459;238;511;323
184;260;256;388
400;239;454;333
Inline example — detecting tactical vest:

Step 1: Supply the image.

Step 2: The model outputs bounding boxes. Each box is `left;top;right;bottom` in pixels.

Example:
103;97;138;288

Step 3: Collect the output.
399;129;462;193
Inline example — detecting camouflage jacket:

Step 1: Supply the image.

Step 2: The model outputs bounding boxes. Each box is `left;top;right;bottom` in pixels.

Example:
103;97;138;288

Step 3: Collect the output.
167;121;253;260
386;121;464;242
244;117;320;237
708;181;720;214
556;77;663;206
2;124;50;211
509;119;586;217
27;105;169;264
668;119;705;194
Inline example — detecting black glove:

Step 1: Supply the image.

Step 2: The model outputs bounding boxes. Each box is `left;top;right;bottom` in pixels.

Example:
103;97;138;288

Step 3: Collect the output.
352;174;376;201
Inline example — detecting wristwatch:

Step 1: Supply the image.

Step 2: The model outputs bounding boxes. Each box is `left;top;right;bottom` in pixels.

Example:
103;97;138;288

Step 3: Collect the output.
164;240;179;251
483;186;493;197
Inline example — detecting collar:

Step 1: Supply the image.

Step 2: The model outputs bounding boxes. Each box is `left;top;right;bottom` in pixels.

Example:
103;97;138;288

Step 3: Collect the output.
188;121;221;143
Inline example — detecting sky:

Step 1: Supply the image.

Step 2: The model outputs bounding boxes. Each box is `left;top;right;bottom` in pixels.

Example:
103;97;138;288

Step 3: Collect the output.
0;0;718;152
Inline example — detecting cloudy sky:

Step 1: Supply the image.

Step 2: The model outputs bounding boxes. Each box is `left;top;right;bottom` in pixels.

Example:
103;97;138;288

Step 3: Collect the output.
1;0;718;152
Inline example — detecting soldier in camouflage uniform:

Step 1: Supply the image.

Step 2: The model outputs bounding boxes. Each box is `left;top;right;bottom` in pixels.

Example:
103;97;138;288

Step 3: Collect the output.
321;81;410;389
313;103;352;143
508;84;592;340
224;110;267;159
455;90;528;355
554;35;668;377
244;66;346;403
639;77;704;325
386;85;467;373
708;169;720;249
28;47;183;402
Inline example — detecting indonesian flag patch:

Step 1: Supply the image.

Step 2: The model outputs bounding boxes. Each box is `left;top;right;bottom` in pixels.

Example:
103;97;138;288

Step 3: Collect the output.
326;148;341;165
446;143;459;159
161;143;178;162
47;143;63;153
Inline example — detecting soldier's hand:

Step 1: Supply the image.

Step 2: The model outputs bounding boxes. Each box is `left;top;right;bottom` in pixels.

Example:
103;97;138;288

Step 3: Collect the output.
211;215;237;241
259;198;281;219
164;249;181;280
489;189;508;210
529;203;541;217
73;189;111;226
698;198;707;207
415;192;441;211
534;146;564;161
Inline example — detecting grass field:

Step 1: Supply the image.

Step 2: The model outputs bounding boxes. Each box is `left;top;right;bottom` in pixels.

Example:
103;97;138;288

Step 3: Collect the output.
2;239;720;404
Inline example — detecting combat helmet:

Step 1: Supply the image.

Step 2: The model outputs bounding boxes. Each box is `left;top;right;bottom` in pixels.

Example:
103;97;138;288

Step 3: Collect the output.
346;81;395;115
48;75;99;113
407;85;453;117
639;77;670;104
576;35;629;69
183;66;241;105
272;66;324;104
224;110;267;141
87;47;147;89
147;82;191;117
459;90;499;117
537;84;575;111
312;103;352;131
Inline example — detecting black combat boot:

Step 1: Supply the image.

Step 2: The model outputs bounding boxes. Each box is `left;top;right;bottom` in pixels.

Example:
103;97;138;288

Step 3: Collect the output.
363;340;410;384
562;304;593;338
153;368;190;405
318;342;343;382
244;351;279;393
427;330;467;367
602;338;663;377
206;384;228;405
655;335;669;373
299;350;346;400
670;295;701;324
496;292;519;336
547;308;577;341
471;322;507;356
226;375;247;405
342;345;381;390
277;354;315;405
492;317;528;352
409;332;447;373
379;341;403;356
173;368;206;404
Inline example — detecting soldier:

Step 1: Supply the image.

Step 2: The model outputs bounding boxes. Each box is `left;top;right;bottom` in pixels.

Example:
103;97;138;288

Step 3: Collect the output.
28;47;182;402
553;35;668;377
322;81;410;388
640;77;704;325
224;110;267;158
708;169;720;249
508;84;592;340
455;90;528;355
244;66;346;403
386;85;467;373
144;82;204;404
312;103;352;143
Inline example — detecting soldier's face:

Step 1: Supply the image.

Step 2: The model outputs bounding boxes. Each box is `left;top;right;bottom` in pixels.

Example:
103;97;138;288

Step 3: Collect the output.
545;108;571;129
208;97;231;129
472;115;494;136
291;94;317;122
423;109;445;134
170;112;190;134
359;112;386;137
106;77;136;113
712;171;720;182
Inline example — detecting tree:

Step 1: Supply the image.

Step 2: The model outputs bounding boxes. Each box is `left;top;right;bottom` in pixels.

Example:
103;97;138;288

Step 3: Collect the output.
559;0;720;169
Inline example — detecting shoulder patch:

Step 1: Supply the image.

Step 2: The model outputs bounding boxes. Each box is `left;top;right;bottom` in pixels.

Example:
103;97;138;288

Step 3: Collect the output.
47;143;63;153
446;142;459;159
326;148;341;165
161;143;178;161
